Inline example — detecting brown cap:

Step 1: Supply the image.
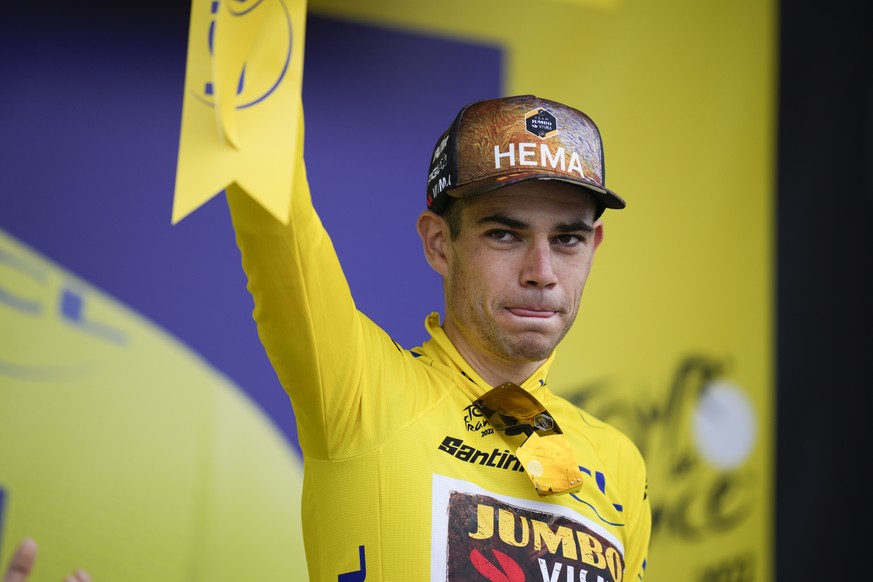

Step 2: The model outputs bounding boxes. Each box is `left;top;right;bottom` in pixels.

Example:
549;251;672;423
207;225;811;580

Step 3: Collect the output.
425;95;625;217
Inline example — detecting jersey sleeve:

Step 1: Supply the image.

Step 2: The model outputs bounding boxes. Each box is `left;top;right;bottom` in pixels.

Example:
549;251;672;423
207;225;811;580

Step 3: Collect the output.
225;113;408;460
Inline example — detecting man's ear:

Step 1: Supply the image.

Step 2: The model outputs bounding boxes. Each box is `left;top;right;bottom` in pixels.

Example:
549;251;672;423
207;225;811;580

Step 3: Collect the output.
417;210;450;277
593;220;605;251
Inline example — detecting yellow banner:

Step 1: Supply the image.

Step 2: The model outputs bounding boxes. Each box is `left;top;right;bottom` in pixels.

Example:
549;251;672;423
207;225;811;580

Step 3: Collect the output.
173;0;307;224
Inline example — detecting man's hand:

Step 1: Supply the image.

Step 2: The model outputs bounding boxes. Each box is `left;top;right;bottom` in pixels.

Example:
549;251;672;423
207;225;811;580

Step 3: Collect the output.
3;538;91;582
3;538;36;582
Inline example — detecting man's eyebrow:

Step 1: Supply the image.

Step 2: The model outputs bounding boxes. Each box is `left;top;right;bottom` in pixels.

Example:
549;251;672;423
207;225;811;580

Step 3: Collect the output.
477;214;595;233
555;219;595;233
477;214;528;229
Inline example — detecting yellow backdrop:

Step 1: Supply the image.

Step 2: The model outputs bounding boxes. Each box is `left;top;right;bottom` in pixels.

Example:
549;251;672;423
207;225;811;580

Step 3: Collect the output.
308;0;776;579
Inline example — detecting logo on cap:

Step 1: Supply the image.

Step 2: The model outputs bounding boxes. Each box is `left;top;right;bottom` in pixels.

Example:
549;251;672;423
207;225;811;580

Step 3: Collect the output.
525;108;557;139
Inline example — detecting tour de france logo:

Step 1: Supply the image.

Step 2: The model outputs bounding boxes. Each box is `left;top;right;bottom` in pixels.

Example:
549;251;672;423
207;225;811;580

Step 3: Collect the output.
191;0;293;110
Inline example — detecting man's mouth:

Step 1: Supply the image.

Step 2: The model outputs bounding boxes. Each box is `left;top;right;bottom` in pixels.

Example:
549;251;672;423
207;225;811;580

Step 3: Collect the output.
507;308;557;318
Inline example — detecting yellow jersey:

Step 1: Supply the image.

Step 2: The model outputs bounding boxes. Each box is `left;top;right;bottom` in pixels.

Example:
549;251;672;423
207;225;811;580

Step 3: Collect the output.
226;117;650;582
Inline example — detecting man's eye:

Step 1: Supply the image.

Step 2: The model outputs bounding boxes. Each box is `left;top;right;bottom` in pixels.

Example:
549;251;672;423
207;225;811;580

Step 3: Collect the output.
554;234;582;245
488;230;514;241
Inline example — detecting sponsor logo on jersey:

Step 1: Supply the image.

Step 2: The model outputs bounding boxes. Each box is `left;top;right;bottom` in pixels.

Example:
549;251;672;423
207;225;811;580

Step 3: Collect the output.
462;403;493;436
431;475;626;582
438;436;523;473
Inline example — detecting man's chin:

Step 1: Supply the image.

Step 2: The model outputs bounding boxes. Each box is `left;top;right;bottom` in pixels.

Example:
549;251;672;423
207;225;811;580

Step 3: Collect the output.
504;332;560;362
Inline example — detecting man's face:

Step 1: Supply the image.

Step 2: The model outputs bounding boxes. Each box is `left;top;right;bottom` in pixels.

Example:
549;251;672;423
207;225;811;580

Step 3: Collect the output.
443;180;604;364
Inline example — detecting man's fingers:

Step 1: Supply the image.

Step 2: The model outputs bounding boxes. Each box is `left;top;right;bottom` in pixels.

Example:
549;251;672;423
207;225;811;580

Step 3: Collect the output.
68;570;92;582
3;538;37;582
4;539;91;582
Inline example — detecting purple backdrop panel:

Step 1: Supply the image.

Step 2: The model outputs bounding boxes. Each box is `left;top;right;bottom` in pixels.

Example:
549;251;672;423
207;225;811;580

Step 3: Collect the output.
0;9;502;452
303;16;502;349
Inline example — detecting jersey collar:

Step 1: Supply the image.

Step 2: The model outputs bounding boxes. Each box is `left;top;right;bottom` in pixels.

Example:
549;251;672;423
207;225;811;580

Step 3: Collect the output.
415;312;554;395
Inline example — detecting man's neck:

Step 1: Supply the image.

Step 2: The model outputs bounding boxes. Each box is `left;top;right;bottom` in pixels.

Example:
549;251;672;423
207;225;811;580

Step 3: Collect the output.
442;320;545;388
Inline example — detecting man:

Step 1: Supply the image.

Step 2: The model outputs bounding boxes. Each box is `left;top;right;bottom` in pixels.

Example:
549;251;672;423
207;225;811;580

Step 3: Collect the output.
227;94;650;580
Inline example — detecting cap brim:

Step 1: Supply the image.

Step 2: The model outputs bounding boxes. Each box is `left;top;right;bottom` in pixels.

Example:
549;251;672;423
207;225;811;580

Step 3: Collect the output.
447;172;626;212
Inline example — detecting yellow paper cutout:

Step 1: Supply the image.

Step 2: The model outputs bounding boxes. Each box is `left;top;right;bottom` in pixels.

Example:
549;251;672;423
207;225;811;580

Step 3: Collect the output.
173;0;307;225
516;432;584;497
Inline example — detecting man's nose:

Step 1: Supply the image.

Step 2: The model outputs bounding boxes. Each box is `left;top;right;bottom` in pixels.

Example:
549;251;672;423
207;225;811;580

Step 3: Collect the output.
521;241;558;288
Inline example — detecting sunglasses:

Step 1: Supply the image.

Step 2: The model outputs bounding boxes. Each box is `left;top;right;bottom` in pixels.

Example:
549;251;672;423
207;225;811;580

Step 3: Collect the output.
474;383;584;497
